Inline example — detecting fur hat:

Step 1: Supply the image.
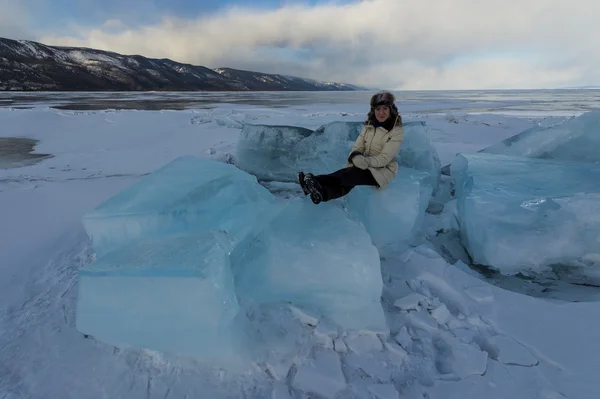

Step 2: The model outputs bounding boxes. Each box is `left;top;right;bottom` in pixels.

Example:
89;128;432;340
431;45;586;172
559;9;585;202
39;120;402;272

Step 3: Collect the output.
370;91;396;109
366;91;402;127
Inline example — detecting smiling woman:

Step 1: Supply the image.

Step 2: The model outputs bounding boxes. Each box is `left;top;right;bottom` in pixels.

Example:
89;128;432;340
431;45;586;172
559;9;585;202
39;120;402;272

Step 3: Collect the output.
299;91;405;204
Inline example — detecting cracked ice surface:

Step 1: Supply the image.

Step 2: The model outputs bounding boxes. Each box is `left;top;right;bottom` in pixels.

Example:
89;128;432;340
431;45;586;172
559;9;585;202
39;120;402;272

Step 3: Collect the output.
3;101;600;399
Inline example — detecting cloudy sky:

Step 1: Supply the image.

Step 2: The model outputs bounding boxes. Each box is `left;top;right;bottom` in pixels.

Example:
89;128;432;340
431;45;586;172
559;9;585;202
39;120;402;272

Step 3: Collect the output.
1;0;598;90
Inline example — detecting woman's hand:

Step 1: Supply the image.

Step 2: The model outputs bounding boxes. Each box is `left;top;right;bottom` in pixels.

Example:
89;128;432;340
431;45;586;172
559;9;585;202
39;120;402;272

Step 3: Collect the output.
351;154;369;170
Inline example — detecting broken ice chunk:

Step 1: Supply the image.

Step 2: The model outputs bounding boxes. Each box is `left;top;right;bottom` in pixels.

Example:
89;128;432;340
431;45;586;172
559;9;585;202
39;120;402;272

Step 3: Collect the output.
234;120;442;190
313;321;336;349
345;167;433;252
393;293;428;311
394;326;412;349
314;319;339;348
235;121;363;182
345;331;383;354
289;306;319;327
397;121;442;193
405;312;438;337
76;232;239;358
314;334;334;349
314;319;339;339
235;123;314;182
292;350;347;399
441;342;489;380
232;198;387;332
408;272;470;316
368;384;400;399
453;342;489;379
430;304;451;325
333;338;347;353
451;152;600;273
481;111;600;164
384;342;408;364
82;156;277;257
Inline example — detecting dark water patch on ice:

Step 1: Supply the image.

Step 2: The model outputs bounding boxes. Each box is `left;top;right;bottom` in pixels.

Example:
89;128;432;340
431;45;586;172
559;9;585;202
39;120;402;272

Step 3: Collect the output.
466;263;600;303
0;137;53;169
50;100;217;111
428;229;600;303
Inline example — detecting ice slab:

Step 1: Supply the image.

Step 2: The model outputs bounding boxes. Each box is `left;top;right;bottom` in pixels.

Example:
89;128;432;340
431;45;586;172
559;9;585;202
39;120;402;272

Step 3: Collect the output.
82;156;278;257
345;167;433;252
234;121;363;182
234;121;441;191
447;341;489;379
234;123;315;182
368;384;400;399
232;198;387;332
397;121;442;192
293;121;364;176
76;232;240;358
314;120;364;141
451;153;600;274
292;349;347;399
481;111;600;163
345;331;383;354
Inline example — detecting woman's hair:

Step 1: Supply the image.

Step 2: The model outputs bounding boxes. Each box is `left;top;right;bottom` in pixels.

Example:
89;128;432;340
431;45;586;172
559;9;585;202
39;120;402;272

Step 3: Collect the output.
365;91;403;127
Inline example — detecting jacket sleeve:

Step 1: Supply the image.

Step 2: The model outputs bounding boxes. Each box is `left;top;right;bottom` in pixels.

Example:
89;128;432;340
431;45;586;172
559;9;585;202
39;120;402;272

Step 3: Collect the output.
349;127;367;156
365;126;404;168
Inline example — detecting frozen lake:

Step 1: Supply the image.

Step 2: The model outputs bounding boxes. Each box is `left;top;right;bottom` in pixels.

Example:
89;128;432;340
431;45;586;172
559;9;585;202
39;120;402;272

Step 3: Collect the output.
2;89;600;399
2;89;600;115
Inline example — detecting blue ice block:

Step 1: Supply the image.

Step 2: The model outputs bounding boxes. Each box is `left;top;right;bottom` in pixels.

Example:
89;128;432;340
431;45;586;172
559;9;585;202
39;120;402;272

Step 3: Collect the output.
234;121;441;192
232;198;387;333
397;121;441;193
234;123;315;182
345;167;433;252
451;153;600;274
82;156;278;257
481;111;600;164
76;232;240;358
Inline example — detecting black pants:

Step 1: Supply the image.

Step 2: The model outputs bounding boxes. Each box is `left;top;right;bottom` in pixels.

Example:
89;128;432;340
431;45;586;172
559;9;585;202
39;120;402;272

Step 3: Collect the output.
315;167;378;202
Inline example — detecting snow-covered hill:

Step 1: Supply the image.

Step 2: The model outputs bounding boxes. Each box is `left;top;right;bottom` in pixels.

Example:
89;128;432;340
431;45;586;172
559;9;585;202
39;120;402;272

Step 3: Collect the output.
213;67;361;91
0;37;362;92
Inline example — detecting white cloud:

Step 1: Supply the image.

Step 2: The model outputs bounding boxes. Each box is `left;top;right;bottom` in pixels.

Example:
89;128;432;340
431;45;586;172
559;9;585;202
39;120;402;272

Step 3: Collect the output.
0;0;35;40
38;0;600;89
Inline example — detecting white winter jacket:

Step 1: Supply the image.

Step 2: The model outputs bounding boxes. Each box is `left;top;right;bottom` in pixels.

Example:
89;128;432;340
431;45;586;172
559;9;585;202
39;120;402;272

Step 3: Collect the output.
345;118;404;188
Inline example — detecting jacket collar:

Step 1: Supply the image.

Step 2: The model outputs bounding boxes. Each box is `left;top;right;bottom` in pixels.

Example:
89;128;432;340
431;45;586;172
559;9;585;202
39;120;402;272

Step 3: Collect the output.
366;115;400;132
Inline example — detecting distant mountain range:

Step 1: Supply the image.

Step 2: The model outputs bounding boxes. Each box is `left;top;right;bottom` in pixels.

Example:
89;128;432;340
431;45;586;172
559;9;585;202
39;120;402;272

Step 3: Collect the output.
0;37;363;92
560;85;600;90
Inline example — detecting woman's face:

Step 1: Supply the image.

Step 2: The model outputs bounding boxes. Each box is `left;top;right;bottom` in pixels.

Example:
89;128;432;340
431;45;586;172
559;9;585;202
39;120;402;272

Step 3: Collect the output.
375;105;390;123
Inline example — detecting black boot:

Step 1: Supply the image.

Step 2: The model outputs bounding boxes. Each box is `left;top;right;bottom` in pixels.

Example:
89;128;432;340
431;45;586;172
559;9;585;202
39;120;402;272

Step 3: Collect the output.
303;173;324;204
298;172;309;196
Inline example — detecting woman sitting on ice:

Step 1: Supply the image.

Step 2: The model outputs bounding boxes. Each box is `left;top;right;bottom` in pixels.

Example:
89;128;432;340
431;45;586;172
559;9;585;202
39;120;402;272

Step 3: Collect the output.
298;91;405;204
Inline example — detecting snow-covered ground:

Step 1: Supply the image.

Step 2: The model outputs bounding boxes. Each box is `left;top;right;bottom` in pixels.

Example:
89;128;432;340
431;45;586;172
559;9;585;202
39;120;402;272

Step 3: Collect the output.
1;93;598;399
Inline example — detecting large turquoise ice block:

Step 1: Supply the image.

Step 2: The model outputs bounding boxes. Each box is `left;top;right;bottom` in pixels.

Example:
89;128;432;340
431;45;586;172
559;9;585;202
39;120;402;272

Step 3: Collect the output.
234;123;315;182
397;121;441;193
232;198;387;333
481;111;600;163
82;156;278;257
451;153;600;274
76;232;240;358
234;121;363;182
234;121;441;192
345;167;433;252
293;121;364;177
